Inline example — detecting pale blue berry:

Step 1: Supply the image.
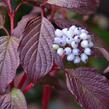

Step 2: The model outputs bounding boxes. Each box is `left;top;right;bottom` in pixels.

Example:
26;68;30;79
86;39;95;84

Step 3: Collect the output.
64;47;72;55
62;28;68;36
89;41;94;47
74;56;81;64
80;33;89;40
55;29;63;37
74;28;80;35
66;37;74;44
57;48;64;56
73;48;80;55
68;29;75;37
52;44;59;50
69;25;76;31
58;39;66;46
74;36;81;43
71;41;78;48
81;53;88;63
81;40;89;48
84;48;91;55
66;31;74;37
80;29;88;34
54;37;60;44
67;53;75;61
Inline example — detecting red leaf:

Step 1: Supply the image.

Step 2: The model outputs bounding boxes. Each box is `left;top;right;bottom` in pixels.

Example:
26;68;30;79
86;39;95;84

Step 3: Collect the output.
0;36;19;94
18;16;55;82
66;67;109;109
47;0;100;14
0;88;27;109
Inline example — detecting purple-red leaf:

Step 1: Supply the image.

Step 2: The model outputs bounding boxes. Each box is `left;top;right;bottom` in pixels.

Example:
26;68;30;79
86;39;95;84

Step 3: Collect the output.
0;2;7;8
18;16;55;82
47;0;100;14
66;67;109;109
0;93;11;109
13;14;37;40
0;88;27;109
0;36;19;94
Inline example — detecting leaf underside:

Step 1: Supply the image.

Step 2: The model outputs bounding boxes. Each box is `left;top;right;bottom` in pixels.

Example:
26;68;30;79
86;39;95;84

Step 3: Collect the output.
66;67;109;109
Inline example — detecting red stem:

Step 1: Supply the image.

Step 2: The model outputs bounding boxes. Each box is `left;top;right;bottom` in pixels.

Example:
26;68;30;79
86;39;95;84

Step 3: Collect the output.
23;82;34;94
17;73;27;89
42;85;52;109
8;11;14;34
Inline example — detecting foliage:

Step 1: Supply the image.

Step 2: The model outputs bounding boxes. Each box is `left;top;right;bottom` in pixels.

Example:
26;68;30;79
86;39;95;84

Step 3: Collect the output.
0;0;109;109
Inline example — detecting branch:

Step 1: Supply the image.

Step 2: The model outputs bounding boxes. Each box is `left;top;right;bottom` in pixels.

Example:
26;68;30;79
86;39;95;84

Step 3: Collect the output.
0;26;10;36
42;85;52;109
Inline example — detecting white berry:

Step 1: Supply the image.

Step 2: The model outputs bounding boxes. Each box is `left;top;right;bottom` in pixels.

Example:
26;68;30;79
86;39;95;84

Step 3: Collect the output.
66;37;74;44
74;28;80;35
52;44;59;50
64;47;72;55
89;41;94;47
54;25;94;64
67;53;75;61
84;48;91;55
62;28;68;36
80;33;89;40
55;29;63;37
57;48;64;56
81;53;88;63
59;40;66;46
74;56;81;64
69;25;76;31
66;31;74;37
81;40;89;48
74;36;81;43
71;41;78;48
73;48;80;55
54;37;60;44
81;29;88;34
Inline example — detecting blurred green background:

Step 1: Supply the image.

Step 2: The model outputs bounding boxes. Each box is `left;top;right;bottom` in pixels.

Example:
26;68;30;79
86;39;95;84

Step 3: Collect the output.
1;0;109;109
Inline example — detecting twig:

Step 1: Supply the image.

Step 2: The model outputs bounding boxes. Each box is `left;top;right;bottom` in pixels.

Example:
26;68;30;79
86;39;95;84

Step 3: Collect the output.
42;85;52;109
0;26;10;36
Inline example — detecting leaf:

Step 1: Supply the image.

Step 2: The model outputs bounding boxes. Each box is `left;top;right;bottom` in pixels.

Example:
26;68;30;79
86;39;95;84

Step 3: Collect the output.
13;14;37;40
0;36;19;94
11;88;27;109
18;16;55;82
0;93;11;108
66;67;109;109
0;88;27;109
0;2;7;8
47;0;100;14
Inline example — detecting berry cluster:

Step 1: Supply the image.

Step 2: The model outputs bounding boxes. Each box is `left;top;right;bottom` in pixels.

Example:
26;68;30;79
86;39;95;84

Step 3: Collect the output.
52;25;94;64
